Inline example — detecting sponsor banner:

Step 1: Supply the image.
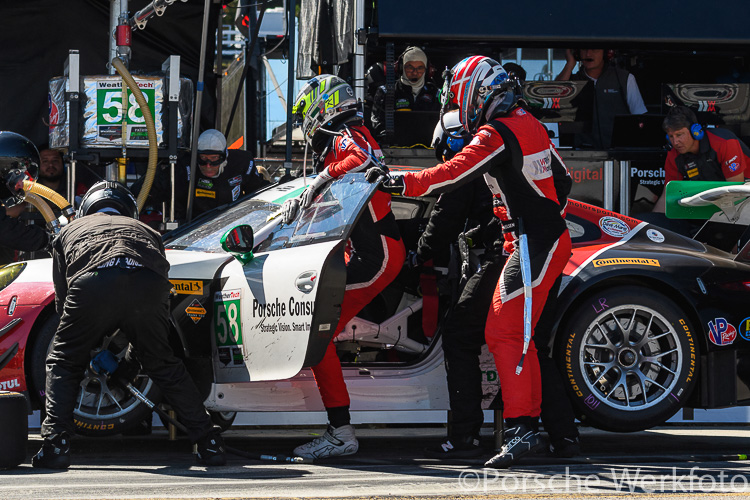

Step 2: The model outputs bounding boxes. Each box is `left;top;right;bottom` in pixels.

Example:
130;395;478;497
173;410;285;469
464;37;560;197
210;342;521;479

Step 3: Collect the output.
592;258;660;268
708;317;737;346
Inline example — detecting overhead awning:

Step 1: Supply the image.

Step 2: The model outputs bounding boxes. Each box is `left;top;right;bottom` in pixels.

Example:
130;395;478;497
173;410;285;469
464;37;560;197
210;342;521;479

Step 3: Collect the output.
377;1;750;46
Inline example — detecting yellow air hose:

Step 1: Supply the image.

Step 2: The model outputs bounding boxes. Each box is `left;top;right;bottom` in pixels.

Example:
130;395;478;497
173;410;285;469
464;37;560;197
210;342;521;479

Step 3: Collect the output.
23;192;56;225
23;180;69;210
111;57;158;212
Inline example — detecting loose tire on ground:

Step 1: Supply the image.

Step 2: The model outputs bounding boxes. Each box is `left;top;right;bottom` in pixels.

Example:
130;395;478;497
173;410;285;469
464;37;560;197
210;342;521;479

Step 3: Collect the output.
557;286;699;432
0;391;28;469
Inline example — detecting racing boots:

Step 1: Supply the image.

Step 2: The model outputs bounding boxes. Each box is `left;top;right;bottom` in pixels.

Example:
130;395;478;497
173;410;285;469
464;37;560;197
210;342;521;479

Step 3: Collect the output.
484;424;543;469
32;432;71;470
549;436;581;458
293;424;359;459
424;434;483;459
195;427;227;466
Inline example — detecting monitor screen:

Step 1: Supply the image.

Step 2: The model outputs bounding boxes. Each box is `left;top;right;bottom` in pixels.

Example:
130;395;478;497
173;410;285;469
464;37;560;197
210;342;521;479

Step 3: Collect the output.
663;83;750;125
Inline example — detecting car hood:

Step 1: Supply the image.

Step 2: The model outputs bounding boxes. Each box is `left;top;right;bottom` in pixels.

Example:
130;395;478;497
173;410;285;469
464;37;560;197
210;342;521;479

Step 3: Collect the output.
165;249;234;280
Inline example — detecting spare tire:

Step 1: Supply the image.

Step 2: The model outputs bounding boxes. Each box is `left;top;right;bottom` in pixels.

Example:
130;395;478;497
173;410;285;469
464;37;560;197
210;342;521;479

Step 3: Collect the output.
0;391;28;469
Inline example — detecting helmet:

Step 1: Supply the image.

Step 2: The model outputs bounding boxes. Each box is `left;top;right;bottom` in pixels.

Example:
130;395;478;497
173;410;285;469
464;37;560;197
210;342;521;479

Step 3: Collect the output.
442;56;518;134
0;131;40;207
78;181;138;218
197;129;228;178
432;110;471;162
292;74;362;152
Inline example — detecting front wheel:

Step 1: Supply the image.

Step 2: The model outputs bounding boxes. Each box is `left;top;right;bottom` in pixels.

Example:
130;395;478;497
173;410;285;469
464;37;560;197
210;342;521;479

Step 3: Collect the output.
557;286;699;432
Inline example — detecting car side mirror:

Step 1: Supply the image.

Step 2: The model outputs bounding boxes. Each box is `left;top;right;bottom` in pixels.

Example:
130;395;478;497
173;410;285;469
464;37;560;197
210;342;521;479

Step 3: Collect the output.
221;224;254;264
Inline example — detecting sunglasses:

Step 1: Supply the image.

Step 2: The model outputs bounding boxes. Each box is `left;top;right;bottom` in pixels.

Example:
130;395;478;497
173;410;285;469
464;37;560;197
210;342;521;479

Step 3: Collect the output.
198;157;224;167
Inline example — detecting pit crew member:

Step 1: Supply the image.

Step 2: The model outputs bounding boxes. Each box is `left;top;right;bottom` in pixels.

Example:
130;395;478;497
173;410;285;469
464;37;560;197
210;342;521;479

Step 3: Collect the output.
372;56;572;468
32;181;225;469
282;74;406;459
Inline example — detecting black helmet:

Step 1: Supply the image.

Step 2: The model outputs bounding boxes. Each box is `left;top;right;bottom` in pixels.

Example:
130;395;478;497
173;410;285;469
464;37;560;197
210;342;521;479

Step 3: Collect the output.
0;131;40;207
78;181;138;218
432;110;471;162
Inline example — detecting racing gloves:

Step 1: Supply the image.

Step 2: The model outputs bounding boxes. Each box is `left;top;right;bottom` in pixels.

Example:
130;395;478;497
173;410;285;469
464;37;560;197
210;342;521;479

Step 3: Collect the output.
281;198;301;225
365;166;405;196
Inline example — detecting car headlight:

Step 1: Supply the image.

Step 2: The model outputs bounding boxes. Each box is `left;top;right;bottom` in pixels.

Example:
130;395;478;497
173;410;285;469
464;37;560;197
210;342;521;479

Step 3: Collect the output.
0;263;26;293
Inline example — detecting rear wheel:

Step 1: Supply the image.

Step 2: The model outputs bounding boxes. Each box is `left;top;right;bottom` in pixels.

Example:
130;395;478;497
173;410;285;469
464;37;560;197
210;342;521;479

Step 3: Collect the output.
30;316;162;437
209;411;237;431
557;286;699;432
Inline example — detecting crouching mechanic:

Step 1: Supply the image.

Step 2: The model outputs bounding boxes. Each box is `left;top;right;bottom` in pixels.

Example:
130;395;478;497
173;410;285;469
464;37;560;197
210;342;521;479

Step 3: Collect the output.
33;181;226;469
369;56;572;468
282;75;406;459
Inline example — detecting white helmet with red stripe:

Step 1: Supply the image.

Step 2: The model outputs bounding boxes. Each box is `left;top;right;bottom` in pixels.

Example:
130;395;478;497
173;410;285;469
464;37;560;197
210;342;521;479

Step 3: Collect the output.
442;56;516;134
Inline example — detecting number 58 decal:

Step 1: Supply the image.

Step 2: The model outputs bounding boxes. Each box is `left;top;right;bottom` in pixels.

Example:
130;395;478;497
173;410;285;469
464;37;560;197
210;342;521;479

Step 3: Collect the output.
214;289;243;347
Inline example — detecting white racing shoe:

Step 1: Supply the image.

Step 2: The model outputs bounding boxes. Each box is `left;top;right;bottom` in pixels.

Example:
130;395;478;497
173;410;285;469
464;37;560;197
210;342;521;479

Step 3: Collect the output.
293;424;359;459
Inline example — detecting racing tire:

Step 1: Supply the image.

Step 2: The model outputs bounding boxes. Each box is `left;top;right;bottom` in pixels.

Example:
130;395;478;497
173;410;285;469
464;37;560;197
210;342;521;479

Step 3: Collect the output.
0;391;27;469
30;314;162;437
557;286;699;432
209;411;237;431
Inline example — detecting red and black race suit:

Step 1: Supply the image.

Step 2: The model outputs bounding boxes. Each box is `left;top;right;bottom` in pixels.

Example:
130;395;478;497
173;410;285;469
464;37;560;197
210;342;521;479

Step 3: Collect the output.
402;106;571;419
312;124;406;409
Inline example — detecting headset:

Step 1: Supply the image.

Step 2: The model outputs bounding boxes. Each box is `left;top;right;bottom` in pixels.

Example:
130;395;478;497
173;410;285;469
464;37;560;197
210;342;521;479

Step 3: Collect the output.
573;49;615;63
394;46;436;80
665;107;705;144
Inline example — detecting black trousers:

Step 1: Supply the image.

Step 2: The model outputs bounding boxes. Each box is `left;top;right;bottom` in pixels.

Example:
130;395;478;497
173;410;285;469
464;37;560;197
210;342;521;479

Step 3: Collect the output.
442;259;578;443
42;266;213;442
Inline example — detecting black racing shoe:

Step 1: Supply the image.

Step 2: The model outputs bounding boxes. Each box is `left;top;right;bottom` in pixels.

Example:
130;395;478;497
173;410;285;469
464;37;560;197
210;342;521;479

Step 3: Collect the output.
549;436;580;458
32;432;71;470
424;435;483;459
195;427;227;466
484;424;543;469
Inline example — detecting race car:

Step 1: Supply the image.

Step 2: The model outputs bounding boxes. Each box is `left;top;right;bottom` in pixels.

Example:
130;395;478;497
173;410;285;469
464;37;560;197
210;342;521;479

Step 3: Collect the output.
2;171;750;436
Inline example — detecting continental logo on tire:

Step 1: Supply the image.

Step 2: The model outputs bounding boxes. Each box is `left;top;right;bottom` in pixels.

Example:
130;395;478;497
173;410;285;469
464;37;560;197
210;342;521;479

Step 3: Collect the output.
74;419;115;431
564;332;584;398
679;318;696;386
592;258;660;268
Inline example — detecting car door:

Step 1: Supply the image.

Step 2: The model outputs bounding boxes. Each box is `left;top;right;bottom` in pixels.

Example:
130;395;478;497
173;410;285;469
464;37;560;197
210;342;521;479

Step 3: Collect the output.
212;173;379;383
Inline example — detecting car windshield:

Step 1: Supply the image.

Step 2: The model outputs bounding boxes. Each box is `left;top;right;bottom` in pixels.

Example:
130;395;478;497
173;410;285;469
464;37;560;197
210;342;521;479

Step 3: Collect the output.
254;173;375;252
165;173;375;253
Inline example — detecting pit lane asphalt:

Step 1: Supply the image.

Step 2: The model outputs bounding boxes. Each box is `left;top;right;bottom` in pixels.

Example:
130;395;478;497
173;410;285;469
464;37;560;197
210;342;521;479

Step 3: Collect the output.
3;426;750;499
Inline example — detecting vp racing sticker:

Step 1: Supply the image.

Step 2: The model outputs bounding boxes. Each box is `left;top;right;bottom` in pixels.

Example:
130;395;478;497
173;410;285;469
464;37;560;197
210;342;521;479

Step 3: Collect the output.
708;317;737;346
598;216;630;238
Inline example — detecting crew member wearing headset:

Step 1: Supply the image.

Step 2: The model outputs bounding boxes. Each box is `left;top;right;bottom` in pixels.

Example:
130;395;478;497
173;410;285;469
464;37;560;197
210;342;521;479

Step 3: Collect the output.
282;75;406;460
653;105;750;212
555;48;647;149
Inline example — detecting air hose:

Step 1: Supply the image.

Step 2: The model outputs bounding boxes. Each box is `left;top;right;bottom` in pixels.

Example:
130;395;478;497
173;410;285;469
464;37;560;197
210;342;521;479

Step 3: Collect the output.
111;57;157;213
22;179;75;221
23;192;59;232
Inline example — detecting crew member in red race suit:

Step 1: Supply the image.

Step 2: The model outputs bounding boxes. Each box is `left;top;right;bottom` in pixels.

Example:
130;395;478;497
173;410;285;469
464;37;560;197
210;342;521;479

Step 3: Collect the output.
369;56;572;468
282;74;405;459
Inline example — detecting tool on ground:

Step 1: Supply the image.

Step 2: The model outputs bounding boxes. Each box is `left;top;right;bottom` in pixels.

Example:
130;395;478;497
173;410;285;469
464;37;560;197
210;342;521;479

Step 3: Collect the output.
89;350;312;464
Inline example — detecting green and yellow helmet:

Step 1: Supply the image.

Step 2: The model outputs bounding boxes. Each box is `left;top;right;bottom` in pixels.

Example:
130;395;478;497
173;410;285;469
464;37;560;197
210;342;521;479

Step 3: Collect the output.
292;75;362;152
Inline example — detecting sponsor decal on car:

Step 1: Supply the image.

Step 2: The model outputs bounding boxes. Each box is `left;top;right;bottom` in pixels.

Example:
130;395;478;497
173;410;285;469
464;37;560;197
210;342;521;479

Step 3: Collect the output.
707;317;737;346
738;317;750;341
185;299;206;324
646;229;665;243
215;289;243;347
592;258;660;268
295;271;317;293
0;378;20;390
170;280;203;295
599;216;630;237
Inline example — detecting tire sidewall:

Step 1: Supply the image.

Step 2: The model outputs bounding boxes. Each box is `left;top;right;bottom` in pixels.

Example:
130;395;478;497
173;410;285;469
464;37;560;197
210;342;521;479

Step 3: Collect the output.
559;286;698;432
